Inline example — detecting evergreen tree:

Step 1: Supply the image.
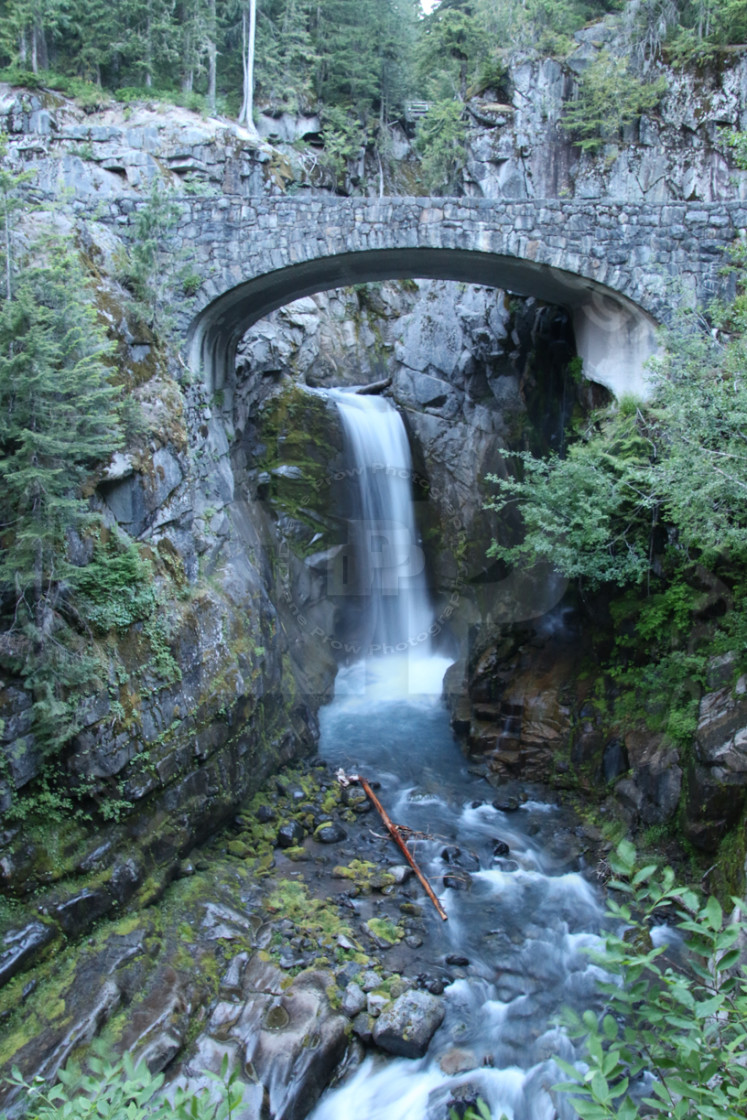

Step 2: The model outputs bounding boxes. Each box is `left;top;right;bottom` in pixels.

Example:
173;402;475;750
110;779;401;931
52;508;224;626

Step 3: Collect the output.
0;226;123;754
0;230;122;632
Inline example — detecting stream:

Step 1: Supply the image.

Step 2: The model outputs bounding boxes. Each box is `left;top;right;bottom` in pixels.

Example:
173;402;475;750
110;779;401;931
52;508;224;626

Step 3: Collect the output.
302;392;608;1119
311;655;606;1120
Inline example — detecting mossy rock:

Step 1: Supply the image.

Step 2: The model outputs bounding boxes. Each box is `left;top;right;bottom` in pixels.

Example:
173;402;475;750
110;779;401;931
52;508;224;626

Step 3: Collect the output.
364;918;403;947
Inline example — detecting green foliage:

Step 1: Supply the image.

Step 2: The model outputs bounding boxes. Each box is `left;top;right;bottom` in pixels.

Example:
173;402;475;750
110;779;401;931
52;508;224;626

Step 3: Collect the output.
668;0;747;61
487;274;747;589
486;407;656;589
561;50;667;152
119;181;183;333
4;1041;244;1120
720;126;747;170
0;223;123;758
76;534;154;634
319;105;369;189
414;99;468;195
449;1100;498;1120
555;842;747;1119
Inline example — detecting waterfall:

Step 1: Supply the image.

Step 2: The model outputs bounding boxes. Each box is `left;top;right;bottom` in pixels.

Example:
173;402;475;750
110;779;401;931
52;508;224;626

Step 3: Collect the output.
330;391;433;661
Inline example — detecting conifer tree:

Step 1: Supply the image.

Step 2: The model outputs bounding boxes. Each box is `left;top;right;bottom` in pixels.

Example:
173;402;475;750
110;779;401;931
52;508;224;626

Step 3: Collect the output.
0;226;122;681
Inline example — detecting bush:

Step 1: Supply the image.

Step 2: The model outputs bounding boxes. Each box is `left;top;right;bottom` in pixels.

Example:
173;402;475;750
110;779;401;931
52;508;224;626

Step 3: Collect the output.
4;1044;243;1120
555;841;747;1119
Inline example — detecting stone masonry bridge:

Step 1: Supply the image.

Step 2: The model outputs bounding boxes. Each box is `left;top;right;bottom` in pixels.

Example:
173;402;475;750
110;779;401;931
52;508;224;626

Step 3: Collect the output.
147;195;745;399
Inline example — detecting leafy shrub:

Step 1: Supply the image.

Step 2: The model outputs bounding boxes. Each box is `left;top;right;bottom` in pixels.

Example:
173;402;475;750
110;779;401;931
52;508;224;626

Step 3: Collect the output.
4;1044;243;1120
556;841;747;1119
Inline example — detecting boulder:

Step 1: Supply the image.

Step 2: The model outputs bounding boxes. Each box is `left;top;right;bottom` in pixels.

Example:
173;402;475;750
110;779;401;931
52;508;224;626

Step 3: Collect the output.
372;989;445;1058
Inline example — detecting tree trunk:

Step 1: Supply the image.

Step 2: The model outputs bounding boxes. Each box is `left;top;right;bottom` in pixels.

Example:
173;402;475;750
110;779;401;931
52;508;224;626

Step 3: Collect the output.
207;0;217;112
239;0;257;132
145;0;153;87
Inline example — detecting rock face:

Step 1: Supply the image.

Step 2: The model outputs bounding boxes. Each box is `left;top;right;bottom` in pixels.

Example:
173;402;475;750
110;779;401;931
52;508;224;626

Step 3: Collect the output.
682;676;747;851
462;49;747;204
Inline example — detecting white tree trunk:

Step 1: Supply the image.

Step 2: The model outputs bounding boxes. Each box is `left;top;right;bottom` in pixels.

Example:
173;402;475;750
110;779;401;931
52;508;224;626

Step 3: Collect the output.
207;0;217;112
239;0;258;135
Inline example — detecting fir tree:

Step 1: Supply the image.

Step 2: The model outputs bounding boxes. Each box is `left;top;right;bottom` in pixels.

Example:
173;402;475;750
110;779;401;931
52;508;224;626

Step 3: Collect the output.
0;226;123;754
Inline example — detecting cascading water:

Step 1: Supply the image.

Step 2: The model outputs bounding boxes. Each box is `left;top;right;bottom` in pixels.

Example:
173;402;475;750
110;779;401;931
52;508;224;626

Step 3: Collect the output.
311;390;605;1120
329;391;435;672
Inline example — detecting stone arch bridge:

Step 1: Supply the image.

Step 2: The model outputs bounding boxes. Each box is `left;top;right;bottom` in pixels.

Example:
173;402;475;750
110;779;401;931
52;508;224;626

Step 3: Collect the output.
142;195;744;399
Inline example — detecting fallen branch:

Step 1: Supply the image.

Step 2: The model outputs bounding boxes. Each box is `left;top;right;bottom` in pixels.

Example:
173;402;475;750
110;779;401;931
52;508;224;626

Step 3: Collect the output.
338;769;448;921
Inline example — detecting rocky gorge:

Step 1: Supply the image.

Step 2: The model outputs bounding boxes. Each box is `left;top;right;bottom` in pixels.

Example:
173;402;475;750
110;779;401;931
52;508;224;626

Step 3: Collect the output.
2;23;747;1117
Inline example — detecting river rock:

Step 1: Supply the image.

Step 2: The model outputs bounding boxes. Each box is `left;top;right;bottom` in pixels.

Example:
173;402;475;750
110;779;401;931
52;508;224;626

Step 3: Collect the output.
372;989;445;1058
314;822;346;843
341;982;366;1017
276;820;305;848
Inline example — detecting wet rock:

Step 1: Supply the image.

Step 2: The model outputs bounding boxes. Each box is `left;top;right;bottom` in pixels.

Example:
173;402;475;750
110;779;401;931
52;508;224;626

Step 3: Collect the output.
256;803;276;823
314;822;346;844
0;921;56;988
445;954;470;967
442;1084;483;1120
492;795;520;812
372;989;445;1058
277;820;305;848
439;1047;478;1075
624;731;682;824
681;758;746;852
351;1010;374;1044
360;970;383;992
602;737;629;783
441;846;480;872
234;967;348;1120
405;934;423;948
52;887;114;937
220;952;249;994
443;872;472;891
492;839;510;857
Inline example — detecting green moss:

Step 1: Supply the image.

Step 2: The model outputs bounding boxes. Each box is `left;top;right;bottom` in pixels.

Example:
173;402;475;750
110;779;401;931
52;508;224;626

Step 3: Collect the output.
709;812;747;907
331;859;396;893
364;917;403;945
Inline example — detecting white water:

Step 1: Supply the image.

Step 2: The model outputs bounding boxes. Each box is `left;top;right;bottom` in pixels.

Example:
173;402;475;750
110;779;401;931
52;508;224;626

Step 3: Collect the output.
313;669;606;1120
310;393;604;1120
330;391;434;668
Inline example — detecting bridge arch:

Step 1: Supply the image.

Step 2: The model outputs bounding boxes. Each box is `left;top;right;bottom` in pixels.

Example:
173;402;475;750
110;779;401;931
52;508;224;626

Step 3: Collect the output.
176;196;741;400
187;246;657;401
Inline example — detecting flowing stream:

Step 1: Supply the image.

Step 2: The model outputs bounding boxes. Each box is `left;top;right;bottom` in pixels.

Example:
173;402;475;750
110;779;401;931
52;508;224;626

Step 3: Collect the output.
309;393;606;1120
